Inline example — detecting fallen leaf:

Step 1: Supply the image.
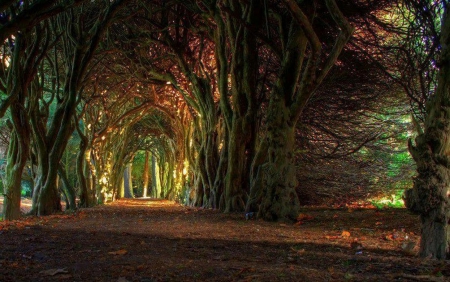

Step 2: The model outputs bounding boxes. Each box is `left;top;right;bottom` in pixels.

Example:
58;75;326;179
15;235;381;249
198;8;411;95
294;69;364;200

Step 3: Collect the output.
136;264;146;271
341;231;351;237
297;213;314;221
108;249;128;255
40;268;69;276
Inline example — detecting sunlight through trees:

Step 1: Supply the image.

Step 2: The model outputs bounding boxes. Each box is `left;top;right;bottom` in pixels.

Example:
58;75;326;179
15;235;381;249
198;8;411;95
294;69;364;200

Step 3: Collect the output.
0;0;448;260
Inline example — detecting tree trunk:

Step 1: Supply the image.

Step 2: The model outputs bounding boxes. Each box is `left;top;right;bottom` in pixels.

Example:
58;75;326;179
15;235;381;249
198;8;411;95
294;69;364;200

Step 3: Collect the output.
212;126;228;209
258;99;300;222
3;32;32;220
142;151;149;197
151;154;161;198
37;160;62;215
405;5;450;259
86;150;96;204
246;139;269;213
408;129;450;259
204;130;219;206
224;117;248;212
123;163;134;198
77;125;93;208
3;131;28;220
57;164;76;210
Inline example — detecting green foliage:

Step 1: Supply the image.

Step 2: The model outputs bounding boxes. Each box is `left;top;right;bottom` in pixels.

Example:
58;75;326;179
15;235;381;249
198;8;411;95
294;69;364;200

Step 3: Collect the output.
132;151;147;193
365;111;415;198
370;189;405;209
20;180;32;197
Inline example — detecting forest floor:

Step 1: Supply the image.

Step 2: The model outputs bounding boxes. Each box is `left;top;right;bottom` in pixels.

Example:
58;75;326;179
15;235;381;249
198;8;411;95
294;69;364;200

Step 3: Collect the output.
0;199;449;282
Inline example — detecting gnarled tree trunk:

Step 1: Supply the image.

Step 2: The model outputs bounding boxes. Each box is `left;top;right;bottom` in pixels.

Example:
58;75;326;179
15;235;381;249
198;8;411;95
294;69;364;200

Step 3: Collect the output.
57;164;76;210
258;99;300;221
405;4;450;259
257;0;353;221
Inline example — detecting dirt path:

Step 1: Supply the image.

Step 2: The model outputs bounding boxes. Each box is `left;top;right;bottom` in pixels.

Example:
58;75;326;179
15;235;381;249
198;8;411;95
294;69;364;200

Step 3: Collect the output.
0;199;448;281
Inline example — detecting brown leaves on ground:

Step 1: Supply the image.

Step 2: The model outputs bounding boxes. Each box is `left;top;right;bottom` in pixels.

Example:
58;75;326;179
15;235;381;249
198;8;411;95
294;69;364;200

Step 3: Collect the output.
0;199;448;281
108;249;128;255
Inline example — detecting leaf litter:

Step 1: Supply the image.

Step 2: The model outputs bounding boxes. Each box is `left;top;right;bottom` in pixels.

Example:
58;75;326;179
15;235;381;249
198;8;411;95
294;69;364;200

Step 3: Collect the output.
0;199;448;281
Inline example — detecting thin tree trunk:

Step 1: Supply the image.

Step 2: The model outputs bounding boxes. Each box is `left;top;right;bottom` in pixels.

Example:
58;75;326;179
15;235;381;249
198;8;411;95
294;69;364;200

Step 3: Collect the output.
142;151;149;197
123;163;134;198
76;122;92;208
57;164;76;210
224;117;248;212
212;126;228;209
152;155;162;198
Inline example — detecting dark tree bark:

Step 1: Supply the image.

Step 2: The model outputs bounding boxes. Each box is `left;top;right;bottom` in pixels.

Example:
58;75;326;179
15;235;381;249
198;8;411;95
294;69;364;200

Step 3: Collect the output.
222;0;261;212
57;164;76;210
76;121;93;208
2;26;43;220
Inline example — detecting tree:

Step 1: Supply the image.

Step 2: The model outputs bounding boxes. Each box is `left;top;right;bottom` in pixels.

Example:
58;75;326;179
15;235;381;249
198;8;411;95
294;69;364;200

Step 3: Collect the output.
1;19;49;220
142;151;150;197
0;0;85;45
405;1;450;260
357;0;449;260
295;47;412;204
247;0;354;221
28;0;129;215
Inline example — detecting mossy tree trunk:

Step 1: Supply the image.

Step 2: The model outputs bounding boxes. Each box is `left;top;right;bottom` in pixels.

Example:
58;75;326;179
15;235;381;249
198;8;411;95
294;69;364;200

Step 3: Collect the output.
258;99;299;221
76;121;94;208
57;164;76;210
151;154;162;198
30;1;128;215
2;28;42;220
3;128;30;220
123;163;134;198
221;0;261;212
405;4;450;260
